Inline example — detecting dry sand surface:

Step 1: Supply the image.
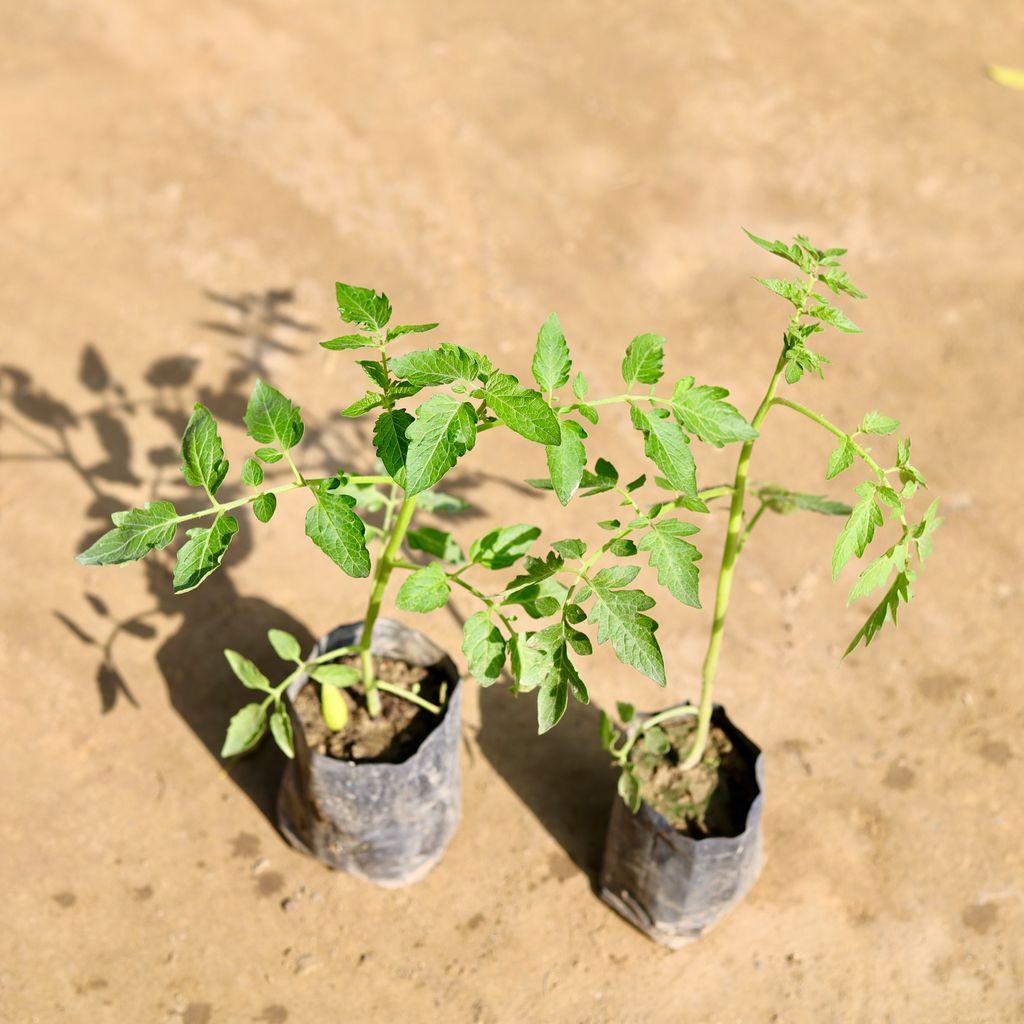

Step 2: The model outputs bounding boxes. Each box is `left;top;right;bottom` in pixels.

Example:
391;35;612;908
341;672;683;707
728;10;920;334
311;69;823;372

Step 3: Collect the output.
2;2;1023;1022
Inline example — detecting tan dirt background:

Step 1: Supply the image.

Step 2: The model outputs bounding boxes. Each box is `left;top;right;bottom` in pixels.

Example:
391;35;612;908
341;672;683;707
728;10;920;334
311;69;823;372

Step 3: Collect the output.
2;2;1022;1022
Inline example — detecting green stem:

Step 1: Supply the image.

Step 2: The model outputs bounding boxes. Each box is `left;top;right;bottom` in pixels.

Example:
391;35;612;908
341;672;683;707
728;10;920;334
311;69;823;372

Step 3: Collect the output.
448;574;517;633
680;354;787;771
358;494;419;715
770;398;887;480
737;503;767;553
375;680;441;714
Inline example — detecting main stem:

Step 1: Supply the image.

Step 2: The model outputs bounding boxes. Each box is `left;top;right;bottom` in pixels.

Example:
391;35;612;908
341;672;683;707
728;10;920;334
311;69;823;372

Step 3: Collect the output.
680;353;787;769
357;494;418;716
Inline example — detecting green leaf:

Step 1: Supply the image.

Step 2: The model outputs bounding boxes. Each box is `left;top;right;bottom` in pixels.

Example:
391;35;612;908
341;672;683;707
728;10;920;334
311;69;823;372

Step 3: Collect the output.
671;377;758;448
532;312;571;393
807;304;861;333
244;379;304;451
254;447;283;464
310;664;360;688
483;373;560;445
224;649;272;691
545;419;588;505
860;411;900;436
638;518;702;608
372;408;413;487
390;343;491;386
386;322;439;341
321;334;376;351
415;488;472;514
173;515;239;594
268;629;301;662
462;611;507;687
618;766;642;813
551;538;586;560
340;391;384;418
609;538;637;557
579;457;620;497
508;632;551;693
76;501;179;565
241;458;264;487
617;701;635;723
643;725;670;755
537;670;569;734
912;499;942;562
832;484;883;581
470;524;541;570
755;277;804;306
818;268;866;300
404;394;478;495
588;574;665;685
221;703;267;758
357;359;390;389
335;282;391;331
253;493;277;523
395;562;450;613
305;489;371;578
826;438;856;480
407;526;465;564
600;711;617;753
631;406;699;499
180;404;229;496
621;333;665;386
572;372;588;399
844;571;912;656
756;486;851;517
743;228;803;266
502;576;568;618
504;551;566;598
847;546;901;605
269;706;294;758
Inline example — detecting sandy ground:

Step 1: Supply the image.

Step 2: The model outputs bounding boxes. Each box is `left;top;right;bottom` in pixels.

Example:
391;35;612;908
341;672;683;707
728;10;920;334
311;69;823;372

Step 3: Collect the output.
2;2;1023;1022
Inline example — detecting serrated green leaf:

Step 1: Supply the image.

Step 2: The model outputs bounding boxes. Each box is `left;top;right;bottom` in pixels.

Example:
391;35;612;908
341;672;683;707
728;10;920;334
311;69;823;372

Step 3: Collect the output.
372;408;413;487
462;611;507;687
254;447;283;464
321;334;376;351
340;391;384;418
310;664;360;688
504;551;565;595
404;394;478;495
221;703;267;758
537;670;569;734
508;632;550;693
551;538;586;559
572;371;588;399
252;492;277;523
395;562;450;613
268;629;301;662
407;526;465;564
631;406;699;499
818;268;866;299
357;359;389;388
241;458;264;487
608;538;637;557
808;304;861;333
847;547;900;605
180;404;229;496
638;518;702;608
244;379;304;451
502;576;568;618
755;277;805;306
860;411;900;436
470;524;541;570
269;706;294;758
77;501;179;566
546;419;587;505
844;571;912;656
484;373;560;445
621;333;664;386
390;343;491;387
173;515;239;594
593;564;641;588
912;499;942;562
832;484;883;580
305;489;370;578
335;282;391;331
598;519;621;531
386;322;439;341
826;438;856;480
532;312;571;393
671;377;758;448
743;227;803;266
588;575;665;685
224;649;272;691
